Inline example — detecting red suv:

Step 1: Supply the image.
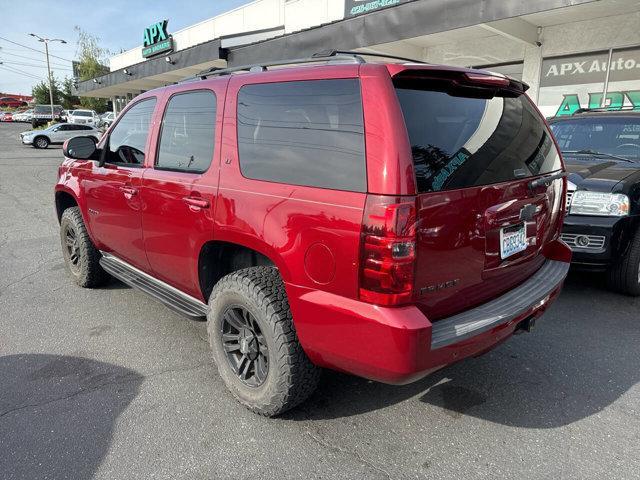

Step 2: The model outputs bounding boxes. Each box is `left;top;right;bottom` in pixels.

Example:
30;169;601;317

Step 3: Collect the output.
55;52;571;416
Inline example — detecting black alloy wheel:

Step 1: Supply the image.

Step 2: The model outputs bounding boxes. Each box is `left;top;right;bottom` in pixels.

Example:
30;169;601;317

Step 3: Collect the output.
62;223;81;276
221;306;269;387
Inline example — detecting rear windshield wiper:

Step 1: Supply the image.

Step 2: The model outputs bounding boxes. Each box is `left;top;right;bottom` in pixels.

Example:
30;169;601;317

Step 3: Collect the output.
528;171;567;190
561;149;634;163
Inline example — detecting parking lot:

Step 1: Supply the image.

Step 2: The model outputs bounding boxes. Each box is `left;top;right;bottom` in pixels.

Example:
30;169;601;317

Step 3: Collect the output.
0;120;638;479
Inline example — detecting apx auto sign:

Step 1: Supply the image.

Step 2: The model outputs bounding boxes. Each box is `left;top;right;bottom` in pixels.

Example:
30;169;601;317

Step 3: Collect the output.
142;20;173;58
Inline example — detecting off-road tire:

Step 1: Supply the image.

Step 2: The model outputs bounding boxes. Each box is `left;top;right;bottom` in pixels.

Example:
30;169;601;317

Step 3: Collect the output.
207;267;321;416
606;229;640;296
33;136;49;149
60;207;109;288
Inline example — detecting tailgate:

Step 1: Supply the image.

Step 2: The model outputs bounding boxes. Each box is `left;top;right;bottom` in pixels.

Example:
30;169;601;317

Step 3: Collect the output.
393;70;564;319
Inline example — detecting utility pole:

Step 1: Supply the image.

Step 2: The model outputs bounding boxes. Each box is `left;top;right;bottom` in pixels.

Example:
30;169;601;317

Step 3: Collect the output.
29;33;66;122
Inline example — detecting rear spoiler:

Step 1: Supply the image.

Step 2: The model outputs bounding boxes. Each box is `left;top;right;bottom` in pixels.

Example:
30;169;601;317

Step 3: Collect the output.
390;67;529;96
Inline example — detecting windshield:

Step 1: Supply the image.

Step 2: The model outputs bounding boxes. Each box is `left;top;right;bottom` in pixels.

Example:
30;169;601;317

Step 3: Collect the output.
73;111;92;117
394;81;561;193
550;117;640;160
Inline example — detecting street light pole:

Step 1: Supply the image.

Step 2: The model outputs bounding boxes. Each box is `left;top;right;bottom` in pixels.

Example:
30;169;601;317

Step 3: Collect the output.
29;33;66;123
44;41;54;120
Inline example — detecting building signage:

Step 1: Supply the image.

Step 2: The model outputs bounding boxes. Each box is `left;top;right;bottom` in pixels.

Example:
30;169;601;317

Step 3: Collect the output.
344;0;411;18
538;47;640;117
142;20;173;58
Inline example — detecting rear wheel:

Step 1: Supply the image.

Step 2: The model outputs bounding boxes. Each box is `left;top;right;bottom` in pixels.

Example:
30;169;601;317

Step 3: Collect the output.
60;207;109;288
33;136;49;149
606;229;640;296
207;267;320;416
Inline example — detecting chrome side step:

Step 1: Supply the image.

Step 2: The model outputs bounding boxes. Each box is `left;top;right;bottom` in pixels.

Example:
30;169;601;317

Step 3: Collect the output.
99;252;208;318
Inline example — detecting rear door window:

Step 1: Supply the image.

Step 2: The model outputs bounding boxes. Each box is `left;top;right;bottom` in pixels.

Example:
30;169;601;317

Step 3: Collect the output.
237;79;366;192
156;90;217;173
394;81;561;193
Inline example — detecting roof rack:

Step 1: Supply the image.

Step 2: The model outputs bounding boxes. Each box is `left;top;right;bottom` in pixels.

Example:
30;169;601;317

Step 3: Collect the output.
188;49;427;81
573;106;640;114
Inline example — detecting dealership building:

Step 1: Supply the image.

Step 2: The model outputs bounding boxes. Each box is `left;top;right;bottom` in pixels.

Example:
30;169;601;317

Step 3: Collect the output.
76;0;640;118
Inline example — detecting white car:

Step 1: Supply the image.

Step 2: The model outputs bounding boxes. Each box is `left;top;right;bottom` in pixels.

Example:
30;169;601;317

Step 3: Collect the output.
67;109;100;126
20;123;101;149
13;109;33;123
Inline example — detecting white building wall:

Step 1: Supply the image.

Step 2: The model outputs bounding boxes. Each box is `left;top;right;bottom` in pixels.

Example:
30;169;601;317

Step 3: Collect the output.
284;0;344;33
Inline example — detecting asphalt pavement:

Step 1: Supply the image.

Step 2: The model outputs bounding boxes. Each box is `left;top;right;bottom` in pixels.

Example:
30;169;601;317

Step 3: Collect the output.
0;121;638;480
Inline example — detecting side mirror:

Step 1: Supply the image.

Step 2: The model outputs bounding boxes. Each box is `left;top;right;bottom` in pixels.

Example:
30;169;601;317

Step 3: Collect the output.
63;136;97;160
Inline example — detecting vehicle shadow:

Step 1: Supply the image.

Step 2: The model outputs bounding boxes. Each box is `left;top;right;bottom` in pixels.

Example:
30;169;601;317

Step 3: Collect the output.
284;271;640;427
0;354;143;480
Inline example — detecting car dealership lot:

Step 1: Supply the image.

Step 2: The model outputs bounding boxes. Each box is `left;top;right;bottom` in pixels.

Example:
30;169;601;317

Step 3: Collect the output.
0;122;638;479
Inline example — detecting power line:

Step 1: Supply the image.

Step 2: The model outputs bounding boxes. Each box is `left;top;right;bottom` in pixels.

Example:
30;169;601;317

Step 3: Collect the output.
0;64;43;81
0;36;73;63
0;59;73;71
0;49;71;69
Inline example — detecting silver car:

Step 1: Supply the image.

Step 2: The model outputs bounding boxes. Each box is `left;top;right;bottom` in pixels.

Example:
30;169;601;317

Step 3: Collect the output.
20;123;101;149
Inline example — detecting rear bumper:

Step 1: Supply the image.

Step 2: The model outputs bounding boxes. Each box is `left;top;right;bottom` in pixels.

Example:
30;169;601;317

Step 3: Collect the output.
289;258;569;384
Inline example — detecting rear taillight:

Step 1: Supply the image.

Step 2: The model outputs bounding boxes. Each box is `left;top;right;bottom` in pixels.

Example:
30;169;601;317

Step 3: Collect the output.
359;195;417;306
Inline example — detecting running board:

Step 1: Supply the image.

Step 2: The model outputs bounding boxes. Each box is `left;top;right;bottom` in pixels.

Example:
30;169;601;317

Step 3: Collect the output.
99;252;208;318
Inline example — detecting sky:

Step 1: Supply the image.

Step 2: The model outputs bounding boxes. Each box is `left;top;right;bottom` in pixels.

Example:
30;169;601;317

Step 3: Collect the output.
0;0;251;95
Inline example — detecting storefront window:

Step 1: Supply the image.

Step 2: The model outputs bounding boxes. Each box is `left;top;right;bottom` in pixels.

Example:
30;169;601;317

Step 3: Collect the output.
539;47;640;118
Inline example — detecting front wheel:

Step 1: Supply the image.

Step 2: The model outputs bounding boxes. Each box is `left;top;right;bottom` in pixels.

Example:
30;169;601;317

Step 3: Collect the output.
207;267;320;416
60;207;109;288
33;136;49;149
606;229;640;296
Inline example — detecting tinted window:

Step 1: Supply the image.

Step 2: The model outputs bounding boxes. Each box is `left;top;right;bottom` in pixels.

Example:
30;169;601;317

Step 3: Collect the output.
104;98;156;166
156;91;217;172
550;117;640;160
237;79;366;191
79;125;94;130
395;82;561;193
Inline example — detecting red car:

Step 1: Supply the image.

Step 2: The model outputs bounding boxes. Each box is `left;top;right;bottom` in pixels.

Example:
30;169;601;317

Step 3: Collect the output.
55;51;571;416
0;112;13;122
0;97;27;108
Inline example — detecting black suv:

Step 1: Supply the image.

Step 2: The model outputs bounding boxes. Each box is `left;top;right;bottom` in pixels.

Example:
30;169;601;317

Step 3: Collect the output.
549;108;640;295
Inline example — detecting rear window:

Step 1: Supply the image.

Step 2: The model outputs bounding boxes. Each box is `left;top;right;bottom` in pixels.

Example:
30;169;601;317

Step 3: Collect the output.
395;82;561;193
237;79;366;192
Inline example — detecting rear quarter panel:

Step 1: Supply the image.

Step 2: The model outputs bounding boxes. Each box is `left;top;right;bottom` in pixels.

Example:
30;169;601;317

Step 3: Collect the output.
216;66;367;299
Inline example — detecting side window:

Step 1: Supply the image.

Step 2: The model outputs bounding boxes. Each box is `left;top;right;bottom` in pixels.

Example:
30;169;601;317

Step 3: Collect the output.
156;90;217;173
237;79;366;192
104;98;156;166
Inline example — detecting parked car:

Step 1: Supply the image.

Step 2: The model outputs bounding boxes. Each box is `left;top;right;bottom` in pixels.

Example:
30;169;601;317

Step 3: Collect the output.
67;109;99;126
12;109;33;123
549;108;640;295
99;111;116;128
32;104;64;128
55;52;571;416
21;123;101;149
0;111;13;122
0;97;27;108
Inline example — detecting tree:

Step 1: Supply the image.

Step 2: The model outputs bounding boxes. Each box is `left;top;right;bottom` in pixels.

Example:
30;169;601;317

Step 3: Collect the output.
32;78;62;105
74;27;110;113
60;77;79;109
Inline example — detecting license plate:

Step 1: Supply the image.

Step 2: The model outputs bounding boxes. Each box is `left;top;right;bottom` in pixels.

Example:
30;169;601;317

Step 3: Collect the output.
500;223;528;259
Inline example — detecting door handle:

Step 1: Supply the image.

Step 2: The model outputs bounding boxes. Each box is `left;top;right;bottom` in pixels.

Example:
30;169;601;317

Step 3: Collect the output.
183;196;210;210
119;186;138;199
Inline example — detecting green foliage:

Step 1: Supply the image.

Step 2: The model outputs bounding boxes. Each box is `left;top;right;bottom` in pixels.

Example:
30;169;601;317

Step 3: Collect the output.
74;26;110;113
32;78;62;105
60;77;79;110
